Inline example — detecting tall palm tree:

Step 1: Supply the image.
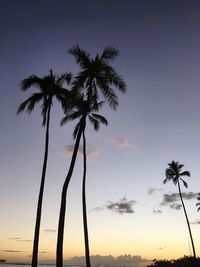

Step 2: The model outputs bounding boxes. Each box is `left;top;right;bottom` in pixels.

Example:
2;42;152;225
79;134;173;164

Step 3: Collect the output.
56;46;126;267
61;97;108;267
17;70;72;267
163;160;196;258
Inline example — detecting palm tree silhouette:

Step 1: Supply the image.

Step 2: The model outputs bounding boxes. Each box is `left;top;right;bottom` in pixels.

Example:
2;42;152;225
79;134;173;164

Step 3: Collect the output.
56;46;126;267
163;160;196;258
17;70;72;267
61;96;107;267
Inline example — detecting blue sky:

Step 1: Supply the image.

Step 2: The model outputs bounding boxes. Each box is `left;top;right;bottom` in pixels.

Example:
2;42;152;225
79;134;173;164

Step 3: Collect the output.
0;0;200;264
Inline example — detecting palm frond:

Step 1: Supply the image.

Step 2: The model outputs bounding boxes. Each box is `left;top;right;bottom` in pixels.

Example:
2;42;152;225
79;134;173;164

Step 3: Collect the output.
58;72;72;86
91;113;108;126
96;81;119;110
108;73;126;92
88;115;100;131
101;46;118;61
60;111;82;126
20;76;43;91
180;171;191;177
17;93;43;114
163;178;169;184
69;45;91;69
180;178;188;188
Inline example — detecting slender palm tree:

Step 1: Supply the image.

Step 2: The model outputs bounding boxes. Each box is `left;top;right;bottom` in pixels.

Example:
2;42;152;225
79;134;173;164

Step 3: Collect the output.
163;160;196;258
63;97;107;267
56;46;126;267
17;70;72;267
196;193;200;212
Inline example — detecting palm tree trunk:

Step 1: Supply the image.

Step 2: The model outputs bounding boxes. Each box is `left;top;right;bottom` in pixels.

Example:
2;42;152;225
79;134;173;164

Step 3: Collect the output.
32;105;51;267
56;117;86;267
82;127;91;267
177;180;196;258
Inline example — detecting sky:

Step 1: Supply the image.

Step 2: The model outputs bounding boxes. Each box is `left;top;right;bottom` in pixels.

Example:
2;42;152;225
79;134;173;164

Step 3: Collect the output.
0;0;200;265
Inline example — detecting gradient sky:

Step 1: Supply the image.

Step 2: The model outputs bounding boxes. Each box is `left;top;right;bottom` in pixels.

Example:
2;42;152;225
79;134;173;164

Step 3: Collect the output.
1;0;200;264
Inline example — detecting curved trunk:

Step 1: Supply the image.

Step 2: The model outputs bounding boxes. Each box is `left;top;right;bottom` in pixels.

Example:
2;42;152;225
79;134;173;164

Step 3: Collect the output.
56;117;86;267
177;180;196;258
82;127;91;267
32;105;51;267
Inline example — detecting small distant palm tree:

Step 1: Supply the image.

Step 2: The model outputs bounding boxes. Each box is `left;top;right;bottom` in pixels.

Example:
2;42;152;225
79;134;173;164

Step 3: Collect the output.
17;70;72;267
196;193;200;212
163;160;196;258
56;46;126;267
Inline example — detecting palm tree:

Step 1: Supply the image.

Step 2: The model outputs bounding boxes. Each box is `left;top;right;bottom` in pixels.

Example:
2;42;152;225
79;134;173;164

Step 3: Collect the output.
163;160;196;258
56;46;126;267
62;97;107;267
17;70;72;267
196;193;200;212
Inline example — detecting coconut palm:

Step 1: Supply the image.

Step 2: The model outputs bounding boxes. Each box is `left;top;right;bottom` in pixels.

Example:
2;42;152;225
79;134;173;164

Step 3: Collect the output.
163;160;196;258
56;46;126;267
63;97;107;267
17;70;72;267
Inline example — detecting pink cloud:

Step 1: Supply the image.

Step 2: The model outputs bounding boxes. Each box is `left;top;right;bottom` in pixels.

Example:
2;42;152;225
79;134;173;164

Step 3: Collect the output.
63;144;101;160
107;137;134;150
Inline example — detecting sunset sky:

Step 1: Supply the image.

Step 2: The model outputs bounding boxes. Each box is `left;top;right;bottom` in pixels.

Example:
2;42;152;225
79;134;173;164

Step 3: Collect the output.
1;0;200;264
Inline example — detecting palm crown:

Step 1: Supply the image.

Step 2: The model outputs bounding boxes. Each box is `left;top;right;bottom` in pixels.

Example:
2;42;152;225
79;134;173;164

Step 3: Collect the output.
69;46;126;110
61;94;108;138
17;70;72;125
163;160;190;188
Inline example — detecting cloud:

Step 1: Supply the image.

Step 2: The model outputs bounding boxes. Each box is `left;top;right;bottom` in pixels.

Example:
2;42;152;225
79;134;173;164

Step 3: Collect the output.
8;237;31;242
107;137;134;150
190;220;200;225
106;197;136;214
148;187;163;195
43;229;56;233
160;192;197;210
169;203;182;210
63;144;101;160
93;197;137;215
2;250;24;253
158;246;167;250
39;251;49;254
153;209;162;214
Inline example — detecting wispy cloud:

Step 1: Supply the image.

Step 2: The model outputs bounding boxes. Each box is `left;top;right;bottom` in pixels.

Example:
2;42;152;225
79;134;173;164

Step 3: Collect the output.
148;187;163;195
1;250;24;253
106;137;134;150
8;237;31;242
160;192;197;210
43;229;56;233
190;220;200;225
62;144;101;160
158;246;167;250
92;197;137;215
153;209;162;214
39;251;49;254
